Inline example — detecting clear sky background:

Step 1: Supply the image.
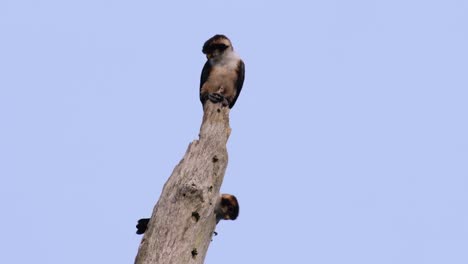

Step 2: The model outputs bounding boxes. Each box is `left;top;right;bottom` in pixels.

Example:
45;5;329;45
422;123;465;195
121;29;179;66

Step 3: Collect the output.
1;1;467;263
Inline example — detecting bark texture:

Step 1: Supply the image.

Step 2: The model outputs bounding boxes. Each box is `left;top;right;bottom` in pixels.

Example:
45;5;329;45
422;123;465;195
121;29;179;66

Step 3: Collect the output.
135;102;231;264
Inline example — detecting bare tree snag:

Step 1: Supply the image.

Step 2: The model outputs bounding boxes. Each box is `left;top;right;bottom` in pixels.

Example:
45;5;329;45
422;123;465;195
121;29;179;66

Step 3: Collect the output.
135;101;232;264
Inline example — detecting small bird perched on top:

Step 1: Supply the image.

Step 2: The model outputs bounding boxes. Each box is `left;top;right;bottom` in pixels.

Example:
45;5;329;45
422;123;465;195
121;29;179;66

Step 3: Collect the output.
200;34;245;109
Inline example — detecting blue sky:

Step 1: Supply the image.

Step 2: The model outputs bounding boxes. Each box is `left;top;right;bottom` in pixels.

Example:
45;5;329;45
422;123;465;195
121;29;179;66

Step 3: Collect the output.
1;0;467;263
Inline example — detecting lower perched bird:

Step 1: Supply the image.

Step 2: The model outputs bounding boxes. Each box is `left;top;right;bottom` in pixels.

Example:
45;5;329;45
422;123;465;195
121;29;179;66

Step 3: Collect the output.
135;194;239;235
200;34;245;109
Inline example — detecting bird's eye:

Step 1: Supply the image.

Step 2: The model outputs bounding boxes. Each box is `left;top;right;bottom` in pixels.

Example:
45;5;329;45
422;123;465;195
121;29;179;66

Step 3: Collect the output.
212;44;228;51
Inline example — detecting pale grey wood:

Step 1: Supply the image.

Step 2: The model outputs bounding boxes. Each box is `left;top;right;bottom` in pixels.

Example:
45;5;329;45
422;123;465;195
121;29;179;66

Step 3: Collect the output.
135;101;231;264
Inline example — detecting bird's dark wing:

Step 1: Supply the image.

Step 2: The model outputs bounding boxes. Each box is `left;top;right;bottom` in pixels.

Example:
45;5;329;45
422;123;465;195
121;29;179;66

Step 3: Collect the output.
229;60;245;108
200;60;212;104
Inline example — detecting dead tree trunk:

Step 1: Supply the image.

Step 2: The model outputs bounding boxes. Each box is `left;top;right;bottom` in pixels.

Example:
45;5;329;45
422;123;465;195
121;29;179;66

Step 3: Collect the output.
135;101;231;264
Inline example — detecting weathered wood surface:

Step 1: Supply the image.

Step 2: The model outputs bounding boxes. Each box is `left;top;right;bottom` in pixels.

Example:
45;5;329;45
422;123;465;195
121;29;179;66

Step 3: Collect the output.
135;102;231;264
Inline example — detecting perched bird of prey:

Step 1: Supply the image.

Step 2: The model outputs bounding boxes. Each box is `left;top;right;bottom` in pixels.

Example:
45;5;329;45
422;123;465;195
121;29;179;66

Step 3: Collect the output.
135;194;239;235
200;34;245;109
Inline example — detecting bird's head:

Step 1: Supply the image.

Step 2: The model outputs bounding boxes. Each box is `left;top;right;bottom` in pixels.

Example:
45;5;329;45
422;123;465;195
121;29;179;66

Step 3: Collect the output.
216;194;239;221
202;34;233;59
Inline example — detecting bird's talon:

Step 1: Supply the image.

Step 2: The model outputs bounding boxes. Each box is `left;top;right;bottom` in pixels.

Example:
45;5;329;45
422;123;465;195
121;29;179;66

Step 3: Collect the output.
208;93;225;103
